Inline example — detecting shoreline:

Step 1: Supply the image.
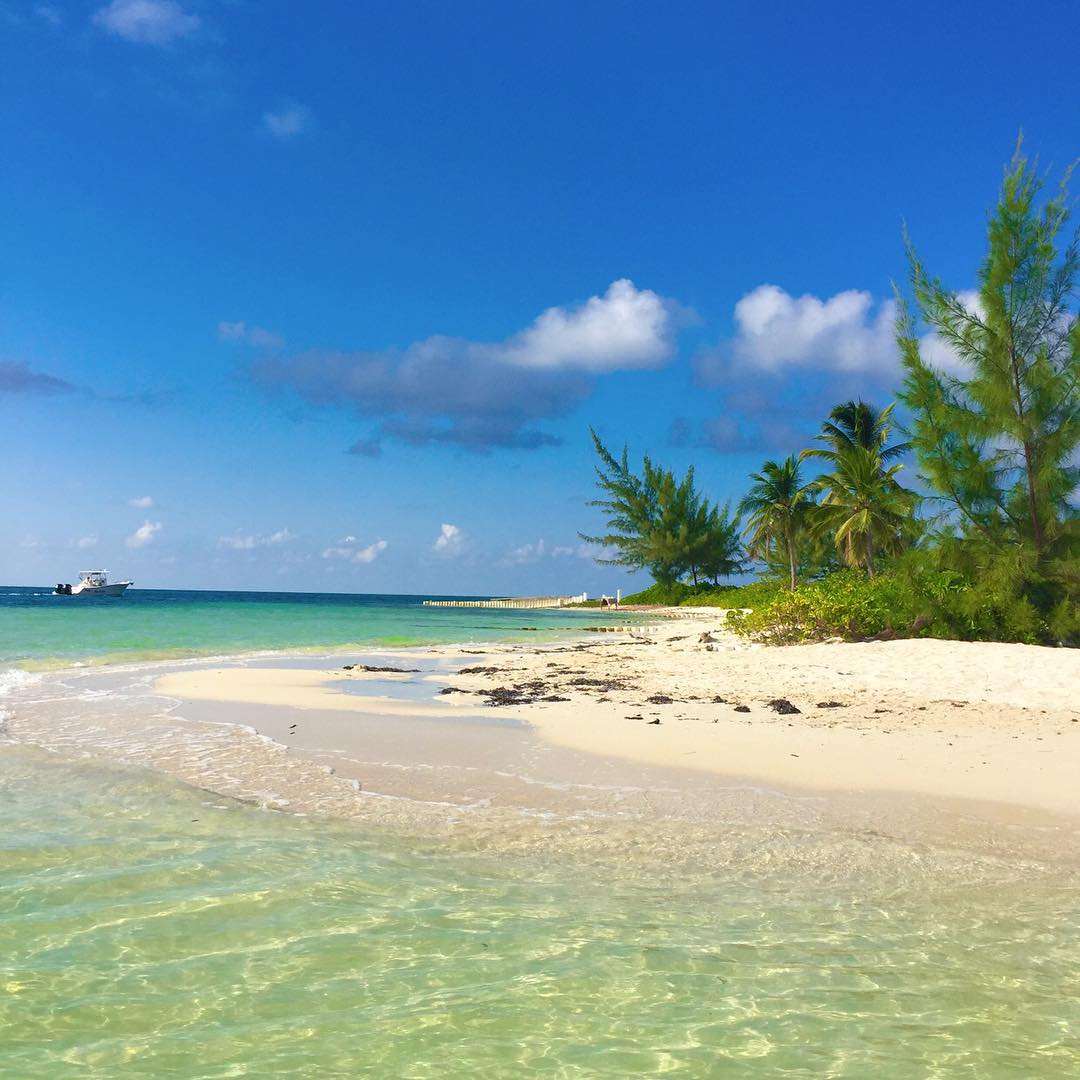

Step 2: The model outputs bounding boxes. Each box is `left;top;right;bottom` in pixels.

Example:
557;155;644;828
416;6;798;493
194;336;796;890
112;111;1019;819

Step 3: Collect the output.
151;612;1080;820
5;613;1079;864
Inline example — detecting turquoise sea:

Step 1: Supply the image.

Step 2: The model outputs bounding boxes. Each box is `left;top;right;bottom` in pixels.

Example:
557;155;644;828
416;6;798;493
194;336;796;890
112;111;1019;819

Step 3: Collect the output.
0;586;602;668
2;587;1079;1077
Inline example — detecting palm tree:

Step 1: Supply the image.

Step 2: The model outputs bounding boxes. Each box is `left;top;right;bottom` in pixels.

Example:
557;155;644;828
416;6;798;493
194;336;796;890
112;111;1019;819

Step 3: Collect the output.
738;455;814;590
803;400;910;464
811;446;917;576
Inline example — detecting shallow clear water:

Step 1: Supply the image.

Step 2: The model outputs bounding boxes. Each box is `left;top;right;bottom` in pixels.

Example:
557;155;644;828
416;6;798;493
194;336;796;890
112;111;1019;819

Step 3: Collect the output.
3;746;1079;1079
3;589;1079;1076
0;586;609;667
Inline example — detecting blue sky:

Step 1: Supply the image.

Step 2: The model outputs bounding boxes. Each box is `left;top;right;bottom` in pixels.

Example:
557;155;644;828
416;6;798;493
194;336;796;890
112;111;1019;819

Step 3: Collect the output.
2;0;1077;593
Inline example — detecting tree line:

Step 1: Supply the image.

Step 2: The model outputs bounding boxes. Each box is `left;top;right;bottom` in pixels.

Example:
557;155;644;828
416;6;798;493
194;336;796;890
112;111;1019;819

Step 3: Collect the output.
582;146;1078;644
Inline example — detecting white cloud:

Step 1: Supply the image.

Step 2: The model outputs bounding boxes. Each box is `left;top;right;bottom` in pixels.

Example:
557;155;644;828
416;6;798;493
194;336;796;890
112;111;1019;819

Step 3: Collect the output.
502;279;677;372
76;535;98;550
93;0;199;45
503;540;612;565
262;102;312;140
432;523;466;557
219;535;256;551
126;520;162;548
128;495;155;509
726;284;897;374
554;542;614;561
322;538;387;564
218;528;295;551
34;4;61;25
501;538;546;566
218;321;285;350
19;535;39;549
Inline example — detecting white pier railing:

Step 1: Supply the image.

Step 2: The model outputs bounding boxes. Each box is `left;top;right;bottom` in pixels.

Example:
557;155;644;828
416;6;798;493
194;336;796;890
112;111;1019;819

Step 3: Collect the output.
423;593;588;610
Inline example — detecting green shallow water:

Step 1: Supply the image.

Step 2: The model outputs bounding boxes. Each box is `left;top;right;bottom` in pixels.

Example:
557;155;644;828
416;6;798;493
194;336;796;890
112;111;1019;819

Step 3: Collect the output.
3;747;1079;1079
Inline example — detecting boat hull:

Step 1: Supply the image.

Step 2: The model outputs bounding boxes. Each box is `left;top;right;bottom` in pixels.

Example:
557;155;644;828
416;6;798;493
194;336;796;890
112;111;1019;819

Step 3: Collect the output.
70;582;131;597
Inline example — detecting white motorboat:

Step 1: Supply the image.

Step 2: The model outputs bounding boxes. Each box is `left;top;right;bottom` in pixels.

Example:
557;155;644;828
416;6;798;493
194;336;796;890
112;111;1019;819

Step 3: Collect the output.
55;570;133;597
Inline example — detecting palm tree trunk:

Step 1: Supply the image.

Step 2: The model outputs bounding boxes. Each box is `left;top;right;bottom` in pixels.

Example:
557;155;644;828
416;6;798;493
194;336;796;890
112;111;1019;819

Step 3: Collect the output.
865;532;875;578
786;532;797;591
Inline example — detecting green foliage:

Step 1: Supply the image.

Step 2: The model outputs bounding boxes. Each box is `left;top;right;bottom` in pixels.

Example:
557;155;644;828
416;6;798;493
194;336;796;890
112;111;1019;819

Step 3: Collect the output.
726;562;1079;646
725;569;932;644
677;578;788;610
802;401;919;576
581;431;744;589
897;142;1079;625
587;147;1079;648
620;581;698;606
737;455;815;590
619;578;788;609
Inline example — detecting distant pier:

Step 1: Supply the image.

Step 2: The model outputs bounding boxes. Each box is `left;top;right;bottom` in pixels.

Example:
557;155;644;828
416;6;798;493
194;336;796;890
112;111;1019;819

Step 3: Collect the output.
423;593;588;610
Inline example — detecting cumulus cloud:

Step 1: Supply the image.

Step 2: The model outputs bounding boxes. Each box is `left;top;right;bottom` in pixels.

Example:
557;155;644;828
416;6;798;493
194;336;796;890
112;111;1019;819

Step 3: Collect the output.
218;528;294;551
0;361;77;395
699;284;898;379
262;101;312;140
502;279;677;372
688;283;997;453
34;4;61;25
93;0;199;45
128;495;155;509
76;535;98;550
252;279;682;453
126;520;162;548
218;321;285;350
432;523;466;557
691;283;942;453
322;538;387;564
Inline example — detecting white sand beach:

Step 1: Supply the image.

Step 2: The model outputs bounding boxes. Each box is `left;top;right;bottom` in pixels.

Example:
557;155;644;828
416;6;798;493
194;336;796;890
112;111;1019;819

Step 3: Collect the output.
154;612;1080;821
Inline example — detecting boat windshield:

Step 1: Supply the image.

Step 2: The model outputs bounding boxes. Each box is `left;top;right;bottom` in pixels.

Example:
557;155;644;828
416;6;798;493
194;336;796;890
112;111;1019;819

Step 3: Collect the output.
79;571;108;585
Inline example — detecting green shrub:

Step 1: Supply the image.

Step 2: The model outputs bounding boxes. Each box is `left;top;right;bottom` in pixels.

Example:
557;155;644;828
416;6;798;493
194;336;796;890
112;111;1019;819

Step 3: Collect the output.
620;581;697;606
725;565;1078;646
679;579;787;610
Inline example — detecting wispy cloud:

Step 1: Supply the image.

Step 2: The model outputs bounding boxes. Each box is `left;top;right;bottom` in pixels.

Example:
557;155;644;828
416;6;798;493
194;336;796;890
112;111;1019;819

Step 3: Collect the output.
502;539;612;566
126;520;162;548
0;361;78;395
33;4;61;25
93;0;200;45
321;538;388;564
218;321;285;350
253;279;685;453
76;534;98;550
261;101;312;140
218;528;295;550
432;523;466;557
500;538;546;566
127;495;155;509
